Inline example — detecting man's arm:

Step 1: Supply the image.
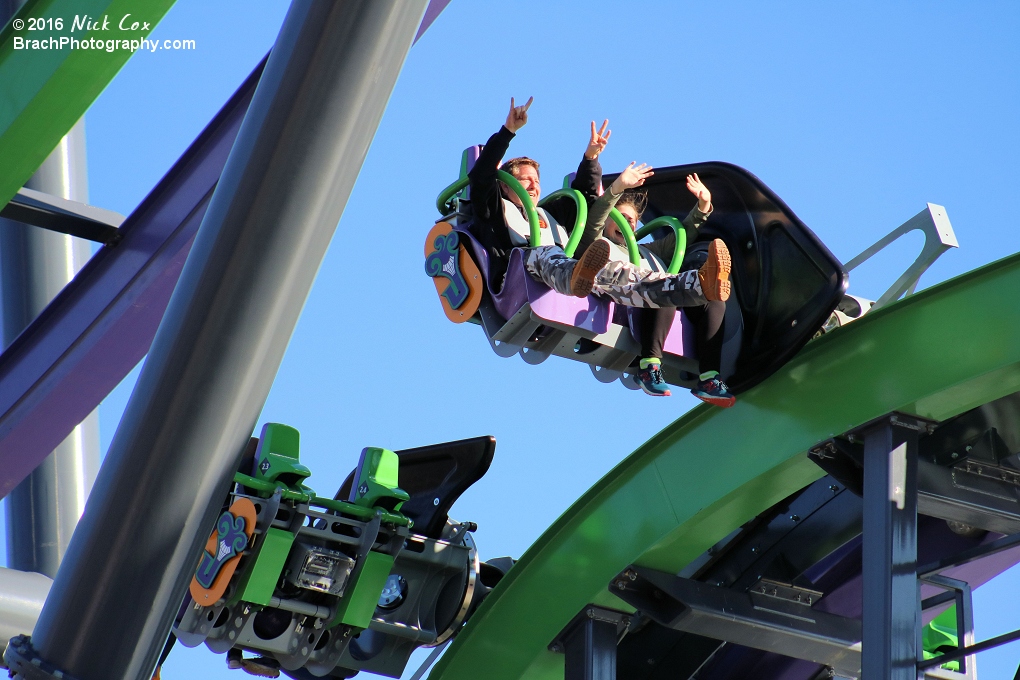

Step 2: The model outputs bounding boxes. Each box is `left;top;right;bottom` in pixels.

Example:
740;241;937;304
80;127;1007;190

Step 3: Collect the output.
468;97;532;210
571;156;603;200
467;125;515;222
570;120;609;200
467;97;533;253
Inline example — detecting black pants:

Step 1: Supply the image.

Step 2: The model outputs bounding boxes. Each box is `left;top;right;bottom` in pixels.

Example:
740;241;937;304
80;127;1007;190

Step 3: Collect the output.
636;300;726;375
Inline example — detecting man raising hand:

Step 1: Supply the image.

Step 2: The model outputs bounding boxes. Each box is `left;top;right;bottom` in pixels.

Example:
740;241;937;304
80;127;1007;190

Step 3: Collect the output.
585;120;611;160
467;96;598;291
505;96;533;133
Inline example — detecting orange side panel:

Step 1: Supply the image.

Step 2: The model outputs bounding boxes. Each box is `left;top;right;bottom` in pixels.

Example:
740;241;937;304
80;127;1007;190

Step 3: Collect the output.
189;497;258;606
424;222;483;323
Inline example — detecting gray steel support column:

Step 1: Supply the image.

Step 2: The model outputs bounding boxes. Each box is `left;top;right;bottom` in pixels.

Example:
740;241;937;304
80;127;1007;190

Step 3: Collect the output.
0;0;99;581
1;115;100;578
861;420;919;680
22;1;427;679
0;569;50;654
564;615;617;680
551;607;627;680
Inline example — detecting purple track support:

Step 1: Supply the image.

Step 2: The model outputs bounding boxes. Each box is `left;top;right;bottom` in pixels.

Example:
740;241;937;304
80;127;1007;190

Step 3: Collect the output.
0;58;265;499
0;2;454;500
414;0;452;42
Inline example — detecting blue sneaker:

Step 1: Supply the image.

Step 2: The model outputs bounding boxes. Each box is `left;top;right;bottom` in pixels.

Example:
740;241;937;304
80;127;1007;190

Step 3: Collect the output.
637;363;671;397
691;376;736;408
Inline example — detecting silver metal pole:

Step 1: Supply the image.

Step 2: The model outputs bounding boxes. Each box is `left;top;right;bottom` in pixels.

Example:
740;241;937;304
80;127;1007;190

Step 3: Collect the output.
0;0;100;583
0;569;50;650
22;1;427;679
1;120;101;579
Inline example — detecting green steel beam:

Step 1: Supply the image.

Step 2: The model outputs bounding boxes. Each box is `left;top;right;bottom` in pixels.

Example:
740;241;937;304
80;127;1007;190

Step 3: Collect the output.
0;0;175;209
431;251;1020;680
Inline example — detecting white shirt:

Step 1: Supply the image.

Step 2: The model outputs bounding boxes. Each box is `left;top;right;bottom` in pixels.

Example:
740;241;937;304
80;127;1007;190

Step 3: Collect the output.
502;199;569;248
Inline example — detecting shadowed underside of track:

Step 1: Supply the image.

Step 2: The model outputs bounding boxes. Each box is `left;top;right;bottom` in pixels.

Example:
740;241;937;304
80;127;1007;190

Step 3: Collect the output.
430;250;1020;680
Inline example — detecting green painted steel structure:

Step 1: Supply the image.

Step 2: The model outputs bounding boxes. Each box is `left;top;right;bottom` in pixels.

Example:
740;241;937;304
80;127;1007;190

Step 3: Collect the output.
0;0;175;210
430;251;1020;680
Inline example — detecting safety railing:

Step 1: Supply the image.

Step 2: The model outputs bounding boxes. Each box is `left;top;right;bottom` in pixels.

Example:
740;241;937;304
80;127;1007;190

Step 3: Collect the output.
608;207;641;266
436;171;541;246
538;188;587;257
636;216;687;274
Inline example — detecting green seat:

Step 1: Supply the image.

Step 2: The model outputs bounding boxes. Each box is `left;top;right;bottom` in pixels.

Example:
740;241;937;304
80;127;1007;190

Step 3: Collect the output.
921;607;962;672
253;423;312;491
349;447;410;512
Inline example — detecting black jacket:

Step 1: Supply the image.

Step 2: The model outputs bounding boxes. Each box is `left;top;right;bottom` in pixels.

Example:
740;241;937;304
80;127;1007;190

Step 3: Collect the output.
467;125;599;292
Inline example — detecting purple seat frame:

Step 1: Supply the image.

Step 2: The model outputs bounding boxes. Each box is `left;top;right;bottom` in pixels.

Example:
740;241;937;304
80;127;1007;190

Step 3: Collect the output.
455;226;697;362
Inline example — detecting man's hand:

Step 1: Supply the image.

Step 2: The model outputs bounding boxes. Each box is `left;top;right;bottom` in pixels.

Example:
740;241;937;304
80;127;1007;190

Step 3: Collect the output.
686;173;712;212
505;96;533;133
584;119;611;160
610;162;654;194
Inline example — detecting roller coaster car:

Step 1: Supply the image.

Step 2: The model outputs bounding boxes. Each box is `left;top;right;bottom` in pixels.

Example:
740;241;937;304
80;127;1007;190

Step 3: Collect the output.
428;149;848;393
174;424;507;679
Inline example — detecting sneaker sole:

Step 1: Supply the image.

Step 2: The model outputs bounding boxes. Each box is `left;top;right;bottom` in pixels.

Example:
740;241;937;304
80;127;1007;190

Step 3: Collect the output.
570;239;611;297
692;391;736;408
640;384;672;397
698;239;732;302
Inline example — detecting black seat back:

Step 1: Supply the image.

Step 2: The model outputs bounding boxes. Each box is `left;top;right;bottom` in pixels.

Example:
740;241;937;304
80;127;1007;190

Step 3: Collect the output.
603;161;847;392
336;436;495;539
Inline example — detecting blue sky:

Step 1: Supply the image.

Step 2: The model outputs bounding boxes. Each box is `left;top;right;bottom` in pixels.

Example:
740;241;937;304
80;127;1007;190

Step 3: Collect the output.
8;0;1020;677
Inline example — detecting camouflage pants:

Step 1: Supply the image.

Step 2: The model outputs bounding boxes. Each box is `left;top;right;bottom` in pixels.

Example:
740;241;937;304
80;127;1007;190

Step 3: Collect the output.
523;246;706;309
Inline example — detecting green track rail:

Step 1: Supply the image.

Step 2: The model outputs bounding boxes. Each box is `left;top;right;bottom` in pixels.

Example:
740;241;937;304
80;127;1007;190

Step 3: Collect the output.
0;0;175;209
431;251;1020;680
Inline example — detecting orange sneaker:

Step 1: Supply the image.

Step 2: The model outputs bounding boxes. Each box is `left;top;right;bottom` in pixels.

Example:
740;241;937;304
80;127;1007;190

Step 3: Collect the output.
570;238;611;297
698;239;732;302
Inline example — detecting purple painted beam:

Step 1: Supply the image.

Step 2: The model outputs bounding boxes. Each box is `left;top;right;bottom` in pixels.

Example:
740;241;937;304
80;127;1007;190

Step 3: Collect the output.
0;58;266;499
0;4;449;499
414;0;451;42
